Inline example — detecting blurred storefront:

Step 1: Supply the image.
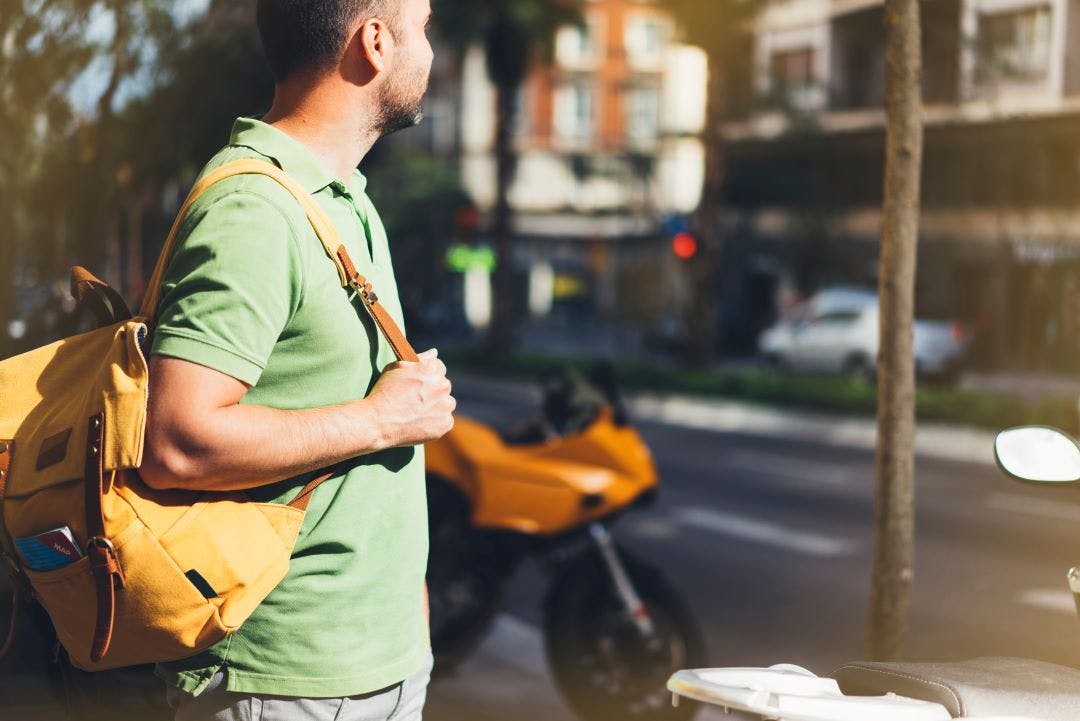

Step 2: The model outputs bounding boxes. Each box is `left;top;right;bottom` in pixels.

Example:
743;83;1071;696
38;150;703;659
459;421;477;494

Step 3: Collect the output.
458;0;708;335
719;0;1080;372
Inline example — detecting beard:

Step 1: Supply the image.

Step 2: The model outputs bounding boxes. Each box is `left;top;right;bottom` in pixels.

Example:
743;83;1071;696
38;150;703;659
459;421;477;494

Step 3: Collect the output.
376;54;429;137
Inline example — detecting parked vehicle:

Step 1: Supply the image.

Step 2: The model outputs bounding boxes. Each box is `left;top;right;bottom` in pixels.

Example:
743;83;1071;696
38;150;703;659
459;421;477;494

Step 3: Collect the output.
425;365;705;721
665;425;1080;721
759;288;969;382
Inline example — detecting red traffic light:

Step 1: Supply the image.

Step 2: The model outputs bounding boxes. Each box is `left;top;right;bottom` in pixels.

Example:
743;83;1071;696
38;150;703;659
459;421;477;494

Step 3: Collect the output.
672;232;698;260
455;205;481;233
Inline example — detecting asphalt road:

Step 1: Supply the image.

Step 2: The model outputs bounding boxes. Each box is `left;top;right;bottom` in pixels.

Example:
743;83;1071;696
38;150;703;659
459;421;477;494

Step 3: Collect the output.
425;375;1080;721
5;374;1080;721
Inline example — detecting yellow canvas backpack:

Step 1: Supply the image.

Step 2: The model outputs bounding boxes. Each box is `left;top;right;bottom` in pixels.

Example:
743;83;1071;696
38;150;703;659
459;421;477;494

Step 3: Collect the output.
0;159;418;670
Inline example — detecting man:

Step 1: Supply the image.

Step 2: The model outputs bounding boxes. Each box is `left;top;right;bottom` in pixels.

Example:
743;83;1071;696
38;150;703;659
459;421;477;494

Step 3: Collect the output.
139;0;452;719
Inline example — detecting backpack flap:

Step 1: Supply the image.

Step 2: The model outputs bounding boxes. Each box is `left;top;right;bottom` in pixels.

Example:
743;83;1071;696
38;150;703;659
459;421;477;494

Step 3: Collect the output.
0;319;150;501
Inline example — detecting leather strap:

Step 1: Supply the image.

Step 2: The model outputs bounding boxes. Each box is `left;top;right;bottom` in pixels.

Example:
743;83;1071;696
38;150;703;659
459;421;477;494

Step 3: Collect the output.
287;470;336;512
0;440;10;515
137;161;420;529
70;266;133;327
336;248;419;363
84;414;125;663
139;159;418;362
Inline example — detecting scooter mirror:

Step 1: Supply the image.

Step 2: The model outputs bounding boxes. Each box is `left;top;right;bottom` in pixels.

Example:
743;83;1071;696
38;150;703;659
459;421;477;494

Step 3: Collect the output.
995;426;1080;484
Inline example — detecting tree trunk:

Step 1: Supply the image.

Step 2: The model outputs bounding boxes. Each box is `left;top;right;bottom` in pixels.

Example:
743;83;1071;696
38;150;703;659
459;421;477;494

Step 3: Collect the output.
867;0;924;661
683;54;726;367
485;82;519;355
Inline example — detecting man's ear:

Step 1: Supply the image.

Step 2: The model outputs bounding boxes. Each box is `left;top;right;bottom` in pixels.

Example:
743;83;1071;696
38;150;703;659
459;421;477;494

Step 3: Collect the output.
357;18;392;74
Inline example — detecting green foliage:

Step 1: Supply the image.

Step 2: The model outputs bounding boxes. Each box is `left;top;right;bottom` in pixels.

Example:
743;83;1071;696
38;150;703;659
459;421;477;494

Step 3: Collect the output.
1;0;185;357
1;0;468;359
120;0;274;182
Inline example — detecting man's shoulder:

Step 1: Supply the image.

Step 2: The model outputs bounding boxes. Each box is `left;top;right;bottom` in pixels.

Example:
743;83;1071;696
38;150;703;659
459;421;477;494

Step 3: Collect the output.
186;146;308;229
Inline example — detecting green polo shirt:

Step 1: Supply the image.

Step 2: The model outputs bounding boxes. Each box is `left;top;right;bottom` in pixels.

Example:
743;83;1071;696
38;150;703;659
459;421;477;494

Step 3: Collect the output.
151;118;430;698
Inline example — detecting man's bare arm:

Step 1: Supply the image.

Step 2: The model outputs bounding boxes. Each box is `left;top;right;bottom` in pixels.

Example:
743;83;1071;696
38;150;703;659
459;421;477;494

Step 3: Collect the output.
140;349;455;492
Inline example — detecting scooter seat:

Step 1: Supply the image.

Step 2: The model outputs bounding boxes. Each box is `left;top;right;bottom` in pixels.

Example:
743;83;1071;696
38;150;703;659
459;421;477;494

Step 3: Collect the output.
833;657;1080;720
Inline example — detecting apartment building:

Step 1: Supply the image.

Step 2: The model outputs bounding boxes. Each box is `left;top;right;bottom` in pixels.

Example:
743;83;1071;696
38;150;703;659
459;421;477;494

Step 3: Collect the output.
721;0;1080;371
459;0;707;325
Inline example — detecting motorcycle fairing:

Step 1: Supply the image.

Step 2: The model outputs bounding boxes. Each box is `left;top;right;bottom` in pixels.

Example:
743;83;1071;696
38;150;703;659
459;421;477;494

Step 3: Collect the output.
425;408;657;535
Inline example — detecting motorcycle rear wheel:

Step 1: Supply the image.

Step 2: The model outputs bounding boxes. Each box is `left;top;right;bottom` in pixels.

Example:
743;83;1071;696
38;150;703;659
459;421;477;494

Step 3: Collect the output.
543;547;705;721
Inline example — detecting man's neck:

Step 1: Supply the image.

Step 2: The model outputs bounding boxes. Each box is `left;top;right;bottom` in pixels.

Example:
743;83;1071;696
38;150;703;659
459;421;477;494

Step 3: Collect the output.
263;83;381;185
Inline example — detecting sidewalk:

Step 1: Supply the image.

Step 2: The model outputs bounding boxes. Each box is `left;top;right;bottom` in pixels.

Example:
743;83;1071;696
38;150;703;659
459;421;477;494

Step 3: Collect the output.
959;371;1080;404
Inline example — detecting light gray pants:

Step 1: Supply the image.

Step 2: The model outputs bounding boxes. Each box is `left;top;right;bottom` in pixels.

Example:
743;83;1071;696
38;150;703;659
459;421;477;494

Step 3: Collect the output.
166;654;434;721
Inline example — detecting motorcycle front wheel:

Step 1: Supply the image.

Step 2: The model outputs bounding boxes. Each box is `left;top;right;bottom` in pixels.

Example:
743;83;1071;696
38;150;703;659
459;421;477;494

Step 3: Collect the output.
543;546;705;721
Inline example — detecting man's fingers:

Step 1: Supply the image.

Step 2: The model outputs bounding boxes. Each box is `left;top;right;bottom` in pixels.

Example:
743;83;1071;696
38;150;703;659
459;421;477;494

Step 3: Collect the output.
419;348;439;359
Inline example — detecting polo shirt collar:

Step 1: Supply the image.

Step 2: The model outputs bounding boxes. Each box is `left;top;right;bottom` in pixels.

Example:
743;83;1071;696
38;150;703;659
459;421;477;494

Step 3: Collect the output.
230;117;342;195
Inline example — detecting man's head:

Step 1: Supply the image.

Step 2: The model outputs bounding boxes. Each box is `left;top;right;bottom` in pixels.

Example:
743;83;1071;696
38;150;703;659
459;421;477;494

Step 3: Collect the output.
256;0;433;136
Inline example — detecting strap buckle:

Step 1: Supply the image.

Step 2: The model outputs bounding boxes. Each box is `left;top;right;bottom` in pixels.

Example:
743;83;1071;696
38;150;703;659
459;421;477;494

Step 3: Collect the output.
86;536;116;557
347;278;378;306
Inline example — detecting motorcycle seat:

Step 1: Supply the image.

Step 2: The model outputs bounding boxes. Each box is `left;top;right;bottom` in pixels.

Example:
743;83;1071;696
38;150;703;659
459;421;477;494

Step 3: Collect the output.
833;657;1080;720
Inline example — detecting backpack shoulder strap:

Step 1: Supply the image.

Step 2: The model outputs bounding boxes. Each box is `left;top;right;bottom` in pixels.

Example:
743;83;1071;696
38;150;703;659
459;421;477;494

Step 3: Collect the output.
140;159;417;363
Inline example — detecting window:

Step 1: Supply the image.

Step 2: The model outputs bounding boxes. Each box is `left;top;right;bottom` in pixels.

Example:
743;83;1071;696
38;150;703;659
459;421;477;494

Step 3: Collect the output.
978;5;1052;81
769;47;817;97
557;17;603;67
625;16;666;67
627;85;660;143
812;310;862;326
555;80;595;144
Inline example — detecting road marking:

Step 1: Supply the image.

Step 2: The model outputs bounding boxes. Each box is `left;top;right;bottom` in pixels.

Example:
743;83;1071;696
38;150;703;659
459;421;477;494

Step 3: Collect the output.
626;394;996;465
1017;589;1078;616
672;507;858;558
627;518;680;540
985;492;1080;524
723;450;858;489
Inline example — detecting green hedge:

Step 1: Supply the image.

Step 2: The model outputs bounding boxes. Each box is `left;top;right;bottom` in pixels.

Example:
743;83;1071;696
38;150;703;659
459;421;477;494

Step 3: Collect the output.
443;350;1078;434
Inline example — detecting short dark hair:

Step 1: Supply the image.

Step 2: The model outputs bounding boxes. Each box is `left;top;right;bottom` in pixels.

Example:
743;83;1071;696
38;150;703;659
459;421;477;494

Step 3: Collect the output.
256;0;398;82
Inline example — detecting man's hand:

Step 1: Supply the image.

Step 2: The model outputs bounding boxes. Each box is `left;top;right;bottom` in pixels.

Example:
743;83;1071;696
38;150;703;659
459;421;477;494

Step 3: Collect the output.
367;349;456;448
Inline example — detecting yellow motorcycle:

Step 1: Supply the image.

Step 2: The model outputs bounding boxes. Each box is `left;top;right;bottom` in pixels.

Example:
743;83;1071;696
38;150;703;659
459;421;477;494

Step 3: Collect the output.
425;365;704;721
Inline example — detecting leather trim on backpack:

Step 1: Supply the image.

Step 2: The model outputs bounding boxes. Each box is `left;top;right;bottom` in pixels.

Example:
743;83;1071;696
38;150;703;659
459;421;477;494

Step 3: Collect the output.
36;429;72;471
83;415;125;663
0;439;16;573
0;440;11;500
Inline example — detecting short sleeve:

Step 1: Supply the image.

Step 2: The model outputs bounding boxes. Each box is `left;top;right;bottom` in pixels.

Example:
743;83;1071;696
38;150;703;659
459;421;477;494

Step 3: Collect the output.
150;189;304;387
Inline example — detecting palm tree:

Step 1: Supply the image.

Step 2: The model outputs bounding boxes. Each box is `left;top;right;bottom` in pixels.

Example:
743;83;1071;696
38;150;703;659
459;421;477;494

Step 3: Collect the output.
433;0;582;354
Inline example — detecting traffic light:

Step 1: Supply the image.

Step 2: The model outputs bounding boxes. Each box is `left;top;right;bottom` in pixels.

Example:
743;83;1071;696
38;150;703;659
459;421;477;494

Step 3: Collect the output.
672;232;698;261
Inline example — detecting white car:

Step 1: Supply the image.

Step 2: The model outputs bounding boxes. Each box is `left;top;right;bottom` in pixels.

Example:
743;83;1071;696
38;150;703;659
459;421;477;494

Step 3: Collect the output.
759;288;969;381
